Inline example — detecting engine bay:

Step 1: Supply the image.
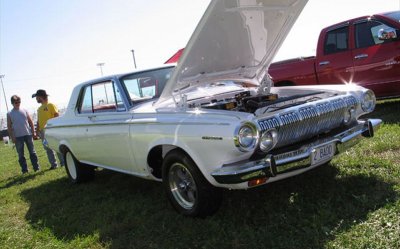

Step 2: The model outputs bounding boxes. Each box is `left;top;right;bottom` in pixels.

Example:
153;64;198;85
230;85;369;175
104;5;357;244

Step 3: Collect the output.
199;91;279;113
187;86;336;114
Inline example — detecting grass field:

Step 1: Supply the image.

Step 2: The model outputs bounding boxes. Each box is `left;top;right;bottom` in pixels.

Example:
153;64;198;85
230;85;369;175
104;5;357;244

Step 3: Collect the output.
1;99;399;249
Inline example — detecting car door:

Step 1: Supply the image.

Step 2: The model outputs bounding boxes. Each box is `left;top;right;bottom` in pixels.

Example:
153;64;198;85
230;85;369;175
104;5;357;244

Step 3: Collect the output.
352;19;400;98
69;85;95;162
80;80;137;173
315;25;354;84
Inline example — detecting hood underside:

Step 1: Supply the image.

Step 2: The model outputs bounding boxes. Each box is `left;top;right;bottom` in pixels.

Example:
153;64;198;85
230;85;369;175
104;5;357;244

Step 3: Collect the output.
157;0;308;106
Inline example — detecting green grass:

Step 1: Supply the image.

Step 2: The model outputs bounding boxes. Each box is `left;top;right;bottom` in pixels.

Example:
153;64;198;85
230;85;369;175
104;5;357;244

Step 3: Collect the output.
1;99;399;249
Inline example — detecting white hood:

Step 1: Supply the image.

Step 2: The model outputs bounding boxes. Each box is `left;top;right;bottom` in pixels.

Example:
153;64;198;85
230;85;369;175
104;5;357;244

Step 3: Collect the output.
157;0;308;106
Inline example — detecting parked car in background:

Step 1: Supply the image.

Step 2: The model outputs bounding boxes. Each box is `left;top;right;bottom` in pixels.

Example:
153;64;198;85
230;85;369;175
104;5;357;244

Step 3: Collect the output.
269;11;400;99
45;0;381;217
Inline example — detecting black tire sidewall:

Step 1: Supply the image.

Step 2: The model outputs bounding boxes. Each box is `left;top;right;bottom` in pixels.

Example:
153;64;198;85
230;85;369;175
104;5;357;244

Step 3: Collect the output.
162;150;222;217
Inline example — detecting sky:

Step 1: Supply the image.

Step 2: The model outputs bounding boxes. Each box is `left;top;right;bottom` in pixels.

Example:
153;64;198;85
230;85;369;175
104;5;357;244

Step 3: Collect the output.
0;0;399;125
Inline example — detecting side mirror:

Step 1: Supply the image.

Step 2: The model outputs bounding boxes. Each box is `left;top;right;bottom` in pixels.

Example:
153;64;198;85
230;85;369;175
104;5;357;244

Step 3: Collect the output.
378;27;398;40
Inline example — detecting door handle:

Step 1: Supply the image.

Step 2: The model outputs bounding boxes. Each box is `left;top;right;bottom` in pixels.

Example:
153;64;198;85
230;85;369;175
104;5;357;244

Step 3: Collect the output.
354;54;368;59
319;61;330;66
88;115;97;120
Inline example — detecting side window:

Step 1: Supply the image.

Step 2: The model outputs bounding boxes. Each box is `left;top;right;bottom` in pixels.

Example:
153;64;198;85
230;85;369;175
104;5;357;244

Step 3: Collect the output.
355;21;393;48
324;26;349;55
92;82;116;112
93;81;126;113
79;86;93;114
78;81;125;114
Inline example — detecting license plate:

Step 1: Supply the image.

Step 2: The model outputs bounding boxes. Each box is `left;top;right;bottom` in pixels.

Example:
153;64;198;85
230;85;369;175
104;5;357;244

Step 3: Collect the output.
311;143;335;165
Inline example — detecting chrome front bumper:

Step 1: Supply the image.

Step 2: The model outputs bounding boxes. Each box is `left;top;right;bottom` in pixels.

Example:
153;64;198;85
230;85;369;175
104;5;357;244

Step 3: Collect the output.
211;119;381;184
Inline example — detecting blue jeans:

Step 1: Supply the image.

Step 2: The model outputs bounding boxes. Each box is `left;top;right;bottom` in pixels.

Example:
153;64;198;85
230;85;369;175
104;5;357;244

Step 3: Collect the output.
15;135;40;173
40;131;64;168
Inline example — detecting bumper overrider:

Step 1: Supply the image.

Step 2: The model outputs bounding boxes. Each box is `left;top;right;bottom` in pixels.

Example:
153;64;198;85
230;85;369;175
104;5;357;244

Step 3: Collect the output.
211;119;381;185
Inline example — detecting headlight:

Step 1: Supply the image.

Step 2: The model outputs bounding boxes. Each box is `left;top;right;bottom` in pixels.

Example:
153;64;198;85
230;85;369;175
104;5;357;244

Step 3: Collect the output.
361;90;376;112
343;106;355;125
234;122;259;152
259;129;278;152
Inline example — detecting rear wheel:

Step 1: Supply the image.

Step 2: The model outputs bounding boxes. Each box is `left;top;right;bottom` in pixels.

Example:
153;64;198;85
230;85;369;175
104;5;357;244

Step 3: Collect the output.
64;150;95;183
162;150;222;217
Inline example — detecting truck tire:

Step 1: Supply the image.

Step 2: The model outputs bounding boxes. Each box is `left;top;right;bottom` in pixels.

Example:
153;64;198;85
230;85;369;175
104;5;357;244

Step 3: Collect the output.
162;150;222;217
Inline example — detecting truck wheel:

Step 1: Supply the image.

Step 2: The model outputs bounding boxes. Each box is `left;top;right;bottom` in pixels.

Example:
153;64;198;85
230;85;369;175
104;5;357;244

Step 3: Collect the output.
162;150;222;217
64;150;95;183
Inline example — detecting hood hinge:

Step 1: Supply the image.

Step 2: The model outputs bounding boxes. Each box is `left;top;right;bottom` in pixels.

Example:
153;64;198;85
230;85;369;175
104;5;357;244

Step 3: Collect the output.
257;74;273;95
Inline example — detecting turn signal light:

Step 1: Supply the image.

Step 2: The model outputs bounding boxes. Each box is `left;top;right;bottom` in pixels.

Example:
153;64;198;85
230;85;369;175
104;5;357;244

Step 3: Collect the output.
248;177;268;187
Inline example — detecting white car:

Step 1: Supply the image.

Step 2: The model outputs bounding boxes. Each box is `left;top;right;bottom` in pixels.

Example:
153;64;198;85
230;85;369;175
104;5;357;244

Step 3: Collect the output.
45;0;381;217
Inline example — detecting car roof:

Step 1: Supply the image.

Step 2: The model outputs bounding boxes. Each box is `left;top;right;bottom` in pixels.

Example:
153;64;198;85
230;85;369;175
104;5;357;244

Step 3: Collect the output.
74;64;176;88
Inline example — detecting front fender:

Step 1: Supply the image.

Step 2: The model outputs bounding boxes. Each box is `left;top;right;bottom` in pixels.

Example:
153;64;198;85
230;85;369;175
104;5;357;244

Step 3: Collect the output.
142;123;253;186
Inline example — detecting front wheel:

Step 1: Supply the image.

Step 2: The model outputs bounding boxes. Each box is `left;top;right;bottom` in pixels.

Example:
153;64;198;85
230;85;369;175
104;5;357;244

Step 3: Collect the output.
162;150;222;217
64;150;95;183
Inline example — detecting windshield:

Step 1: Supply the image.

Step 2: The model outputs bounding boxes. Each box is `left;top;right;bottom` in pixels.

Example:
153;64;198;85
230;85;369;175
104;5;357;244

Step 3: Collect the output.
120;67;174;105
383;11;400;22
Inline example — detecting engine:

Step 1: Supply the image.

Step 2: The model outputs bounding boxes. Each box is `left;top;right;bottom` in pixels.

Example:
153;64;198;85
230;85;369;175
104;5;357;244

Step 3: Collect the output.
185;81;336;114
198;91;277;113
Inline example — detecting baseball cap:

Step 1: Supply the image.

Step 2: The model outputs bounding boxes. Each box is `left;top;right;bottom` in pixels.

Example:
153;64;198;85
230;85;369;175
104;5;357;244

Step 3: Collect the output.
32;89;48;98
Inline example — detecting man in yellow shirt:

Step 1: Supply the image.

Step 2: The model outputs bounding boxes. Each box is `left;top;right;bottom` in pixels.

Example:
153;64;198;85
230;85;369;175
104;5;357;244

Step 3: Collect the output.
32;89;64;169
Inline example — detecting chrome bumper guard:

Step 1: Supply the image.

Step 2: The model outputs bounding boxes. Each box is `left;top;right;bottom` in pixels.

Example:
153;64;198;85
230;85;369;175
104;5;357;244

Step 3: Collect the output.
211;119;381;184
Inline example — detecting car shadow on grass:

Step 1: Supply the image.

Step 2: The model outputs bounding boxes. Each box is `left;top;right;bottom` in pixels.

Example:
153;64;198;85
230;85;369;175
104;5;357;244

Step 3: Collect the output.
21;165;398;249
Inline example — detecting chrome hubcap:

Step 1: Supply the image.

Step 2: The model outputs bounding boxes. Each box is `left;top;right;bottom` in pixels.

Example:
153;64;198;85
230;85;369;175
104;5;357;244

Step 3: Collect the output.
168;163;197;209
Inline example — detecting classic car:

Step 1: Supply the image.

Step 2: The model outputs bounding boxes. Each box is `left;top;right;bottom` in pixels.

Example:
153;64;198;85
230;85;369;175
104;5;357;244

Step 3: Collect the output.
45;0;381;217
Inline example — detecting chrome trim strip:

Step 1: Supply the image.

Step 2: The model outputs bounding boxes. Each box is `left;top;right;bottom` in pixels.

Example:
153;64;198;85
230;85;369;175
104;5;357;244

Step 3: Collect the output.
46;121;231;129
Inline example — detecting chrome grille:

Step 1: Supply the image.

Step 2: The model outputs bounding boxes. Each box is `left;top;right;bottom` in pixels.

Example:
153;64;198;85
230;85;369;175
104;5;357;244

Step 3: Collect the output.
257;95;359;148
258;117;279;131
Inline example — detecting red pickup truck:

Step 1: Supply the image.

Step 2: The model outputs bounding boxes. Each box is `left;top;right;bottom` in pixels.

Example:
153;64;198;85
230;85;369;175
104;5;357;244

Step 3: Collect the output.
269;11;400;99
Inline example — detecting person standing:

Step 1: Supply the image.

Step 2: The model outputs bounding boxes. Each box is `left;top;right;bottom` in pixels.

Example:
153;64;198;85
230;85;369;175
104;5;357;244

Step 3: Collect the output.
7;95;40;173
32;89;64;169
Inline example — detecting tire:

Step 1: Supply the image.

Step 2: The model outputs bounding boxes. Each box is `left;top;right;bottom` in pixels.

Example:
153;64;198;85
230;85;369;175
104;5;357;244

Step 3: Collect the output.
64;150;95;183
162;150;222;217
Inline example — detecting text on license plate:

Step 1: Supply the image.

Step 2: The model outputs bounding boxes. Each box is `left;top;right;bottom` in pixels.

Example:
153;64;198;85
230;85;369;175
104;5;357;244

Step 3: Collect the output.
311;143;335;165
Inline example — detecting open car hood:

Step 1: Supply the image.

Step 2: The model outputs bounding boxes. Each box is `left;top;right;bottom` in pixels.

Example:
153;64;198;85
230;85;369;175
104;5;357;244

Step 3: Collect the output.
156;0;308;106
